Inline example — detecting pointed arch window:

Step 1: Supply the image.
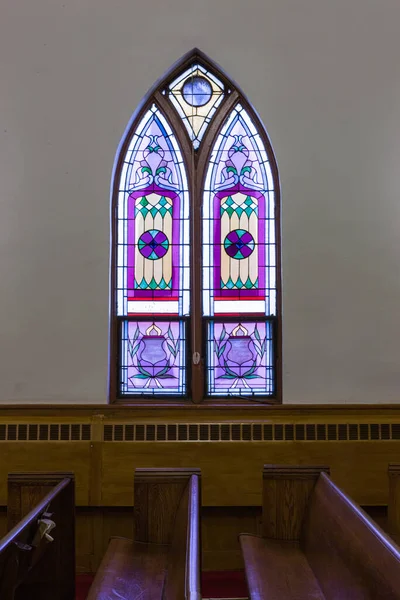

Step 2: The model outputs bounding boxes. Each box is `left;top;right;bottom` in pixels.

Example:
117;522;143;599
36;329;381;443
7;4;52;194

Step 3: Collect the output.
110;50;281;404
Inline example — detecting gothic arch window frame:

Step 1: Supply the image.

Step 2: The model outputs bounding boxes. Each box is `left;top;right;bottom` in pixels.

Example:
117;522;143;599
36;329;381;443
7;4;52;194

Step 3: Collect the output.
109;48;282;405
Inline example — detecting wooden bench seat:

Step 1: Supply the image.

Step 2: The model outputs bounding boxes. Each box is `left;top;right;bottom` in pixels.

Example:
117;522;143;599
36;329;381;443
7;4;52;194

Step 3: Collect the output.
240;536;324;600
240;465;400;600
0;471;75;600
87;468;201;600
87;539;168;600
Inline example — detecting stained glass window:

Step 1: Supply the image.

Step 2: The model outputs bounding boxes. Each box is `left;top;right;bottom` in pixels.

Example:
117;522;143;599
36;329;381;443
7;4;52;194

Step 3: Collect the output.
203;104;277;397
116;105;190;397
111;49;280;403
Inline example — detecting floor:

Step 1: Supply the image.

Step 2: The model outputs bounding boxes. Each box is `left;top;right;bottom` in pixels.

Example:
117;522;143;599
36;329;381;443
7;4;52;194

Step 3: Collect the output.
76;571;248;599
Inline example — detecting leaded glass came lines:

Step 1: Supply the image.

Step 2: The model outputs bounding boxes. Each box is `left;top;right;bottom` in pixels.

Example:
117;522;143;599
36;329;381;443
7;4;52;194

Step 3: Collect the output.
111;50;280;403
206;320;275;396
203;104;277;397
203;105;276;319
135;196;173;219
116;105;189;397
119;320;187;396
167;64;225;149
221;195;258;218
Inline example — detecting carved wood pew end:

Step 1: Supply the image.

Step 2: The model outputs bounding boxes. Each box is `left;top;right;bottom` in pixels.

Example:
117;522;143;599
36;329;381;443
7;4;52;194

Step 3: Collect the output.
0;471;75;600
388;463;400;545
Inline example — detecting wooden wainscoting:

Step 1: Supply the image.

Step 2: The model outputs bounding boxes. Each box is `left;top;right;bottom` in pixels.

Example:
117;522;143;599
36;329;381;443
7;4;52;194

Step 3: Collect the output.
0;404;399;570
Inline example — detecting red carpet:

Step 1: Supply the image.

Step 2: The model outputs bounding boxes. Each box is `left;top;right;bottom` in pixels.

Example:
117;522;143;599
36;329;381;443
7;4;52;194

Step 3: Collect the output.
201;571;248;598
76;574;93;600
76;571;248;599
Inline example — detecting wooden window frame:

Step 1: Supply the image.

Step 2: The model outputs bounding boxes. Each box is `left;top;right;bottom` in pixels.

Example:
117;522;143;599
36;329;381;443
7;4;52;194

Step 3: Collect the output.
109;49;282;406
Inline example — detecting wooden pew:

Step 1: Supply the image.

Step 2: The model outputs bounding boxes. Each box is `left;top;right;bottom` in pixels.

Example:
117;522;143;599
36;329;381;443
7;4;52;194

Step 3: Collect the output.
240;465;400;599
0;472;75;600
388;463;400;545
87;467;201;600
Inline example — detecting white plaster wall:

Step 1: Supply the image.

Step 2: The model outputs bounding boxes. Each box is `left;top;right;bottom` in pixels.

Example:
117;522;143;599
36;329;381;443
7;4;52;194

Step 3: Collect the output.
0;0;399;403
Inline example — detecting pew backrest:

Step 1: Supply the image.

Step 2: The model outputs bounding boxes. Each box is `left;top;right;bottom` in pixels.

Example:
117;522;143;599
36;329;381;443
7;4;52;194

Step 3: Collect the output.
302;472;400;599
388;463;400;544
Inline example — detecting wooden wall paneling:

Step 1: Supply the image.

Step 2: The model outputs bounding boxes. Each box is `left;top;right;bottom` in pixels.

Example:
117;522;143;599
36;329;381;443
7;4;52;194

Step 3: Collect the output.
1;404;400;421
0;508;6;539
89;443;102;506
76;508;134;573
75;508;96;573
91;509;105;573
102;507;134;548
89;414;104;507
73;508;108;574
202;506;261;571
0;443;91;506
101;441;400;507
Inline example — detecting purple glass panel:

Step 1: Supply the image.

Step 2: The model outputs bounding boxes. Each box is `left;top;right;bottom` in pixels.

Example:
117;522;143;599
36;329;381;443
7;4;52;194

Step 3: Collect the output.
207;320;274;396
121;320;185;395
117;106;190;318
203;105;276;318
117;106;189;396
126;123;181;299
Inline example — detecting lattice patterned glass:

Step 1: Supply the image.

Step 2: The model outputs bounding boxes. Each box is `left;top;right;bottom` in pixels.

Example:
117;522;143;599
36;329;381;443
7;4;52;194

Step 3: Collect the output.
203;104;276;317
203;104;276;397
116;105;189;396
119;320;186;396
206;321;274;396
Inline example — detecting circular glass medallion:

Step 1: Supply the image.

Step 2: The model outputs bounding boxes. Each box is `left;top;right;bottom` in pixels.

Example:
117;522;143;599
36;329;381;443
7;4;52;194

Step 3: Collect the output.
224;229;255;260
182;76;212;106
138;229;169;260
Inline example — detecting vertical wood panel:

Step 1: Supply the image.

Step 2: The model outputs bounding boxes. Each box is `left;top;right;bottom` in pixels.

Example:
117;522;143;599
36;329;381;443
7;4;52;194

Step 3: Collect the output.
262;465;330;540
134;470;198;545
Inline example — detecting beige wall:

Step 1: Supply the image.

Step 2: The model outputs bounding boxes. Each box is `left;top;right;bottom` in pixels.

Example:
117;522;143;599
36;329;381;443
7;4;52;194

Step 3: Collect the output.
0;0;399;403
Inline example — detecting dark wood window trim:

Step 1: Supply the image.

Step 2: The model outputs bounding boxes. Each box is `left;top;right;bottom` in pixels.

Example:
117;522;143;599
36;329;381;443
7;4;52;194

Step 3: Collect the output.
109;48;282;406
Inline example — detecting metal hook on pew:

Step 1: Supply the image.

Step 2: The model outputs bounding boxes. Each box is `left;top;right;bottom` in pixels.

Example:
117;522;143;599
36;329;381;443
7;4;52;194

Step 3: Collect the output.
37;518;56;543
31;517;56;546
